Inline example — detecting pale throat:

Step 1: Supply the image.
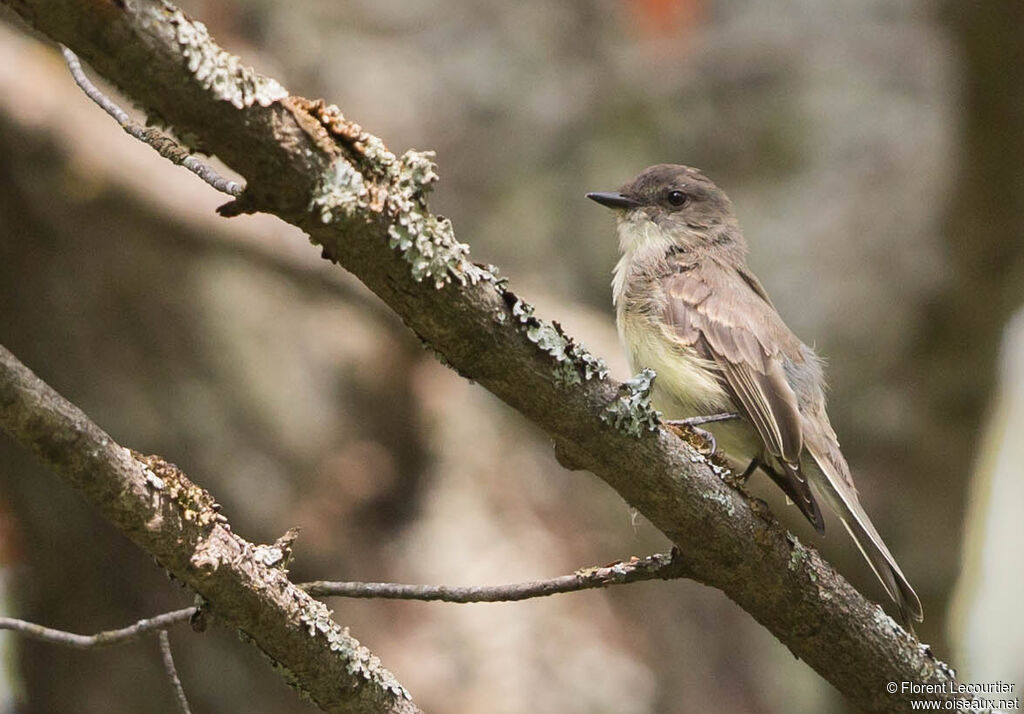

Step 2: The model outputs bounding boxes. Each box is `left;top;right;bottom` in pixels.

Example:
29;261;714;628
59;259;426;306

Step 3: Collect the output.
611;211;676;307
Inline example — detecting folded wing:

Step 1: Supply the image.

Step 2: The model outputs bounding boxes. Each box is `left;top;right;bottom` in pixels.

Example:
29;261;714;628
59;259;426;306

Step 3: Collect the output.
661;262;823;532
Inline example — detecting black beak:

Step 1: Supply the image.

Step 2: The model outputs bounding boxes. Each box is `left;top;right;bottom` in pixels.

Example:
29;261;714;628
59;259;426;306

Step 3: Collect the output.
586;192;641;210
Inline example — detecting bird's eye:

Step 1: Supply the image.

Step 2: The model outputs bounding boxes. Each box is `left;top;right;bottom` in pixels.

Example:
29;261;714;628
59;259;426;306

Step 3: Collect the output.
667;190;688;207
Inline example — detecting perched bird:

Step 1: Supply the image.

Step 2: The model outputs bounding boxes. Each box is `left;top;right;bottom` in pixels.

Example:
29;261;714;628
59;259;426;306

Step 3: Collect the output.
588;164;922;628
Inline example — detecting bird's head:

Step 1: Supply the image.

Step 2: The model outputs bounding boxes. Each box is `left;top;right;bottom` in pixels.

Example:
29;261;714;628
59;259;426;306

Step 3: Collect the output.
588;164;740;253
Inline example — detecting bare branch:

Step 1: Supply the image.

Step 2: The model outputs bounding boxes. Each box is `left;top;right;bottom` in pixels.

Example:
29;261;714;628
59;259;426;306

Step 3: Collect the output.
159;631;193;714
0;2;969;710
0;344;420;714
60;45;243;197
303;552;686;601
0;608;196;649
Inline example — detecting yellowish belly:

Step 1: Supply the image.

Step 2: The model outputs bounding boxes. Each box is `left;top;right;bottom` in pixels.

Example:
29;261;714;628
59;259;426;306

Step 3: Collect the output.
619;312;762;463
619;313;728;415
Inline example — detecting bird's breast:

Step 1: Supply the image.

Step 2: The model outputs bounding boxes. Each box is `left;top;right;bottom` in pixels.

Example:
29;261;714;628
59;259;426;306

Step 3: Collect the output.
617;311;730;417
618;311;762;462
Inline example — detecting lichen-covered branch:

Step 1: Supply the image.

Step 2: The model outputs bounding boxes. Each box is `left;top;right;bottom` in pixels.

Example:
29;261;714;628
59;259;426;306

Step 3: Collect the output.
303;552;687;601
0;1;969;710
0;344;420;714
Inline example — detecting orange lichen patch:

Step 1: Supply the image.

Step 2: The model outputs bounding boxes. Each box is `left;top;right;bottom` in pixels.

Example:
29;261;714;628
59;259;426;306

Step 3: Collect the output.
286;96;393;167
307;99;365;144
281;95;343;157
285;96;392;211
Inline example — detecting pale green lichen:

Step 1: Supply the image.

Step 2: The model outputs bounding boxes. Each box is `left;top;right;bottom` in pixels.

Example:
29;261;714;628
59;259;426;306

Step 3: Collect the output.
601;369;661;437
298;599;411;700
504;293;609;387
872;606;899;634
680;437;732;481
252;544;286;568
307;101;397;177
310;160;370;224
687;446;731;477
385;150;474;288
708;460;731;478
917;643;957;680
140;463;166;490
786;533;808;571
702;489;736;516
359;134;397;168
309;146;476;288
169;5;288;109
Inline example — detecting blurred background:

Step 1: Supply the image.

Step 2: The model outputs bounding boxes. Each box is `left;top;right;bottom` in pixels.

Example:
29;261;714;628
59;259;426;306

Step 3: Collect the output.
1;0;1022;712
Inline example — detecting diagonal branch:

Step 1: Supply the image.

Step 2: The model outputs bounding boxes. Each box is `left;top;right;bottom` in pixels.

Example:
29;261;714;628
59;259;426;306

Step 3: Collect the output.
60;45;243;197
0;344;420;714
1;1;967;711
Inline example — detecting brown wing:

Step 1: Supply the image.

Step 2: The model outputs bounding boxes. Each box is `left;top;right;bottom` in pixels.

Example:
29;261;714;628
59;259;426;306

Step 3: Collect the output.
662;262;824;531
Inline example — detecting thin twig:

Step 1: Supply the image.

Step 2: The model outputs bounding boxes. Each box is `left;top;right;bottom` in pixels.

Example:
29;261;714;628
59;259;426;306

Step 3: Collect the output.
59;45;243;197
0;607;196;649
301;551;688;601
158;631;193;714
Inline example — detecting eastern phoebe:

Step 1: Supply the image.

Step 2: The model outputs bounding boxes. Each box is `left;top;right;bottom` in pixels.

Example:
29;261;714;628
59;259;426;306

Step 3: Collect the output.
588;164;922;628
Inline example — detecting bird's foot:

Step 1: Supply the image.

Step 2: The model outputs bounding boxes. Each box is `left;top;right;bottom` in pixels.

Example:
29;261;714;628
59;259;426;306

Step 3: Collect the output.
738;458;759;483
664;413;739;456
722;458;760;488
664;422;717;455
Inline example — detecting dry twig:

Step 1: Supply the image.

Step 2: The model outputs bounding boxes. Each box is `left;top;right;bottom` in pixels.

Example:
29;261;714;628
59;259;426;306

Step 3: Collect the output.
303;552;686;601
61;45;243;197
159;631;193;714
0;608;195;649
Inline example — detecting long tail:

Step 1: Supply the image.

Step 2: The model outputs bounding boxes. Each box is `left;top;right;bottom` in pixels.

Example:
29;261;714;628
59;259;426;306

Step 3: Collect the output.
807;447;923;630
835;494;923;629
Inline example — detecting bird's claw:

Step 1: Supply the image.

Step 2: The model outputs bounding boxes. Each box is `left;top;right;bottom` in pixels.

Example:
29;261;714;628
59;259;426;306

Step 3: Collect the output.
664;422;717;455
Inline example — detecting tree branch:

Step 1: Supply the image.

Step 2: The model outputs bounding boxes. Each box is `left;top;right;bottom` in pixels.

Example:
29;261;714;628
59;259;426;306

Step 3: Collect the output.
0;344;419;714
0;608;196;649
60;45;243;197
302;552;687;601
159;631;194;714
0;1;968;710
